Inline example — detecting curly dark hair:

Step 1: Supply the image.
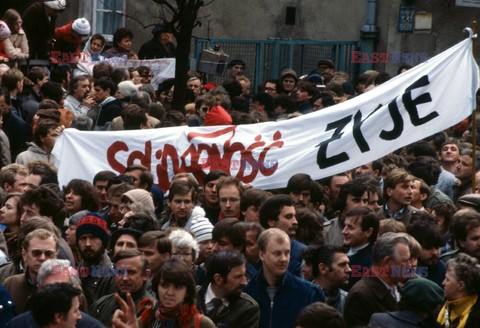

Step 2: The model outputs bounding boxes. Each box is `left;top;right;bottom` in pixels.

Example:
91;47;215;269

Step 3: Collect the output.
63;179;99;213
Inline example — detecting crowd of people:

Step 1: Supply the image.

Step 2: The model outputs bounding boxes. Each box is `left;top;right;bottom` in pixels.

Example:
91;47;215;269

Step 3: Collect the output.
0;0;479;328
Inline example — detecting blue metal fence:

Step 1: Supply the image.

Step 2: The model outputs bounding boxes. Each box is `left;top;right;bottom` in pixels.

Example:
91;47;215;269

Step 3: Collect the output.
194;38;360;89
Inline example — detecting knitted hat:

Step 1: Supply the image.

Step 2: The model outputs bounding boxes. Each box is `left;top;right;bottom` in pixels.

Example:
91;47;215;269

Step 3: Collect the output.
0;21;11;41
281;68;298;81
109;228;143;250
190;218;213;243
72;18;91;36
44;0;67;11
400;278;444;313
306;70;324;85
117;80;138;98
122;189;155;213
68;210;89;226
76;214;110;247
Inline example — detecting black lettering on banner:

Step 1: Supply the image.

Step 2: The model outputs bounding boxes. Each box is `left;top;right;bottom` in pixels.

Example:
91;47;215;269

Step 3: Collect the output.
402;75;437;125
317;116;351;169
352;104;383;153
379;99;404;140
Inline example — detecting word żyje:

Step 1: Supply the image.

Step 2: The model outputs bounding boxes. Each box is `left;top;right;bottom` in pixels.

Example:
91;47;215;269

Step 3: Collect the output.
317;75;436;169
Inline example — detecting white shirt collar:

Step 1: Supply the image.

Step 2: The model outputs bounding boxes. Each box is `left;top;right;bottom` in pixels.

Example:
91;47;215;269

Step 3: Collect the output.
205;283;229;308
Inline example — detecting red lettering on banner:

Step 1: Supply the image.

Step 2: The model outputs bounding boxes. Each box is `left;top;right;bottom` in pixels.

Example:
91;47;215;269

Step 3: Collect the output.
106;126;284;191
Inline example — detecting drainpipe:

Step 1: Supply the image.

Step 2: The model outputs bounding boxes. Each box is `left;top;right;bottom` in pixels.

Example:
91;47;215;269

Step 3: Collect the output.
359;0;379;73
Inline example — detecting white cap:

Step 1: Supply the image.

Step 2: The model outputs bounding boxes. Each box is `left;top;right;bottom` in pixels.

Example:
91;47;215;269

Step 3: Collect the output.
44;0;67;11
72;18;91;36
0;21;11;41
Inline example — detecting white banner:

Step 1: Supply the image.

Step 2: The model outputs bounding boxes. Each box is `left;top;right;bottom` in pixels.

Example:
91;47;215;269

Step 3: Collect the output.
53;38;479;191
76;57;176;89
456;0;480;8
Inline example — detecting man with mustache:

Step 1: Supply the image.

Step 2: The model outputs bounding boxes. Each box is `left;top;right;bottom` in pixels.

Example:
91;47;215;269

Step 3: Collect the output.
76;214;116;306
196;250;260;327
406;219;445;287
90;250;154;326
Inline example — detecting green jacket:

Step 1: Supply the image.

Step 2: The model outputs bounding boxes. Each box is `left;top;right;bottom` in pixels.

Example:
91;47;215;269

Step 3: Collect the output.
196;284;260;328
90;286;155;327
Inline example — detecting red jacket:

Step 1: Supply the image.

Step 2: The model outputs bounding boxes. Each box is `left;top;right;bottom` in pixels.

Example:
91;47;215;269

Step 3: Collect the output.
52;21;82;62
203;106;232;126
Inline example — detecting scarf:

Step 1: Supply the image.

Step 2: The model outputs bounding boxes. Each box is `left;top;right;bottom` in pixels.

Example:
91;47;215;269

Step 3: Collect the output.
140;299;198;328
438;295;478;328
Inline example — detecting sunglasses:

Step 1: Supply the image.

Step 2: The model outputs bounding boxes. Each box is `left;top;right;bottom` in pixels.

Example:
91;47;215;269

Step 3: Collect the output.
30;249;57;258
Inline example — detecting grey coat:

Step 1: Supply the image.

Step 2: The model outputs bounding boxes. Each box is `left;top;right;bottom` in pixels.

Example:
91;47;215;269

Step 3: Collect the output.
370;311;423;328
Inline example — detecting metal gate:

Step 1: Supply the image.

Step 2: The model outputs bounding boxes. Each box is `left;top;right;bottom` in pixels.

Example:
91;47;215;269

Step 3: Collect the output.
194;38;360;89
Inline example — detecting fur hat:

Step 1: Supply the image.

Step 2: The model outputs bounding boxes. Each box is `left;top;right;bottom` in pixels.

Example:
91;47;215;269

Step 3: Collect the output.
44;0;67;11
76;214;110;247
0;21;11;41
122;189;155;213
72;18;91;36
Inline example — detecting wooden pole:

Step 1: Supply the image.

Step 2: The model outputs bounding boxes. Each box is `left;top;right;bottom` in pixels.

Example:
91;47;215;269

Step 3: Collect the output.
472;20;477;190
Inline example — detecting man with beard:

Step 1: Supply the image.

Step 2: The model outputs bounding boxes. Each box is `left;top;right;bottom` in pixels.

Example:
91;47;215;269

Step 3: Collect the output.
76;214;116;306
196;250;260;327
302;245;351;314
406;219;445;287
90;250;154;326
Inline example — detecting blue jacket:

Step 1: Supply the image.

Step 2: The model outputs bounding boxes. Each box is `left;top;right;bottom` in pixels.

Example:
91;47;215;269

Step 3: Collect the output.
288;239;306;277
346;243;374;291
244;268;325;328
5;310;104;328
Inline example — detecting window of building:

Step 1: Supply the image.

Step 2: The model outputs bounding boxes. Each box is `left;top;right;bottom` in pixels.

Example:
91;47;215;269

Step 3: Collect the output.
93;0;125;40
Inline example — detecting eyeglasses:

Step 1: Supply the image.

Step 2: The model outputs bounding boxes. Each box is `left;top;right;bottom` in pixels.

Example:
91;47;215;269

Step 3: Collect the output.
30;249;57;258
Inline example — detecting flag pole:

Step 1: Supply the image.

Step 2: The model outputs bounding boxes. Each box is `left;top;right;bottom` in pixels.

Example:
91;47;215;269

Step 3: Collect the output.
472;20;477;191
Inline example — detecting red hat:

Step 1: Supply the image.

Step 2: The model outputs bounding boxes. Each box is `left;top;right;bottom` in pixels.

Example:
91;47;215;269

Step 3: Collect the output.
203;82;217;91
76;214;110;247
